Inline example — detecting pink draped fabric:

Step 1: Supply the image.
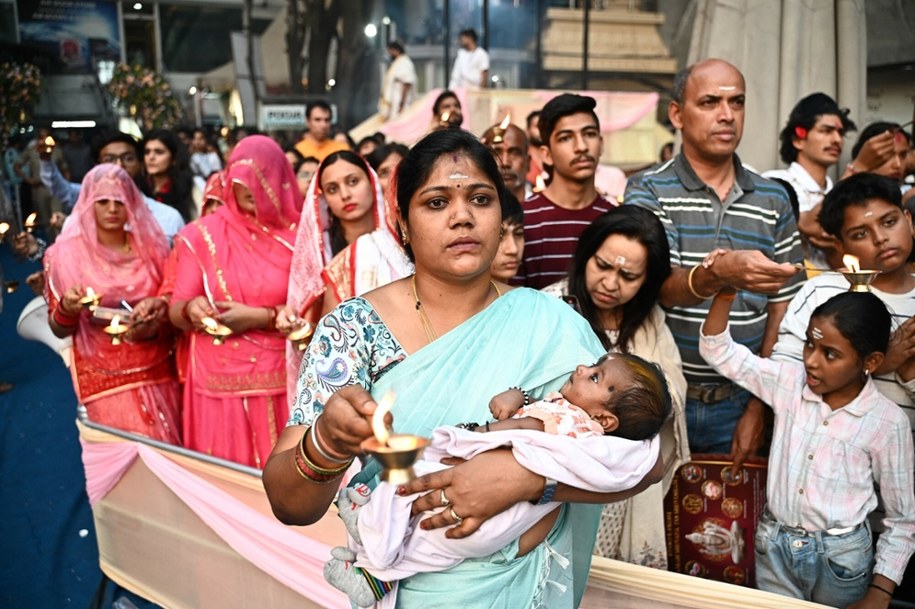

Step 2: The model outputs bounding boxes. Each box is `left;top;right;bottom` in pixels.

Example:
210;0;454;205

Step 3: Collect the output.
285;155;386;406
79;435;348;607
376;88;658;144
45;164;180;443
173;135;303;468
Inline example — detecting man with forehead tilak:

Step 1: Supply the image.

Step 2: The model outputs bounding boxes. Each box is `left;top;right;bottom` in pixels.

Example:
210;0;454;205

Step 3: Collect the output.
625;58;804;470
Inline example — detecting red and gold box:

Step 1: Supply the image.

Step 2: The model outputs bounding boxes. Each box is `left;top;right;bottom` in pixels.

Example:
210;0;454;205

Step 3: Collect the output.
665;455;768;587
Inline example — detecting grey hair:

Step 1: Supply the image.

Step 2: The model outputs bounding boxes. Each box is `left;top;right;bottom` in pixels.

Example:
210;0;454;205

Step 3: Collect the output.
671;65;694;104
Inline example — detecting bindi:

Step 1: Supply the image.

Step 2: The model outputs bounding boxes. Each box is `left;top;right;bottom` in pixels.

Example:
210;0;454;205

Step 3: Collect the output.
811;327;824;340
863;211;873;218
614;255;627;267
719;85;736;91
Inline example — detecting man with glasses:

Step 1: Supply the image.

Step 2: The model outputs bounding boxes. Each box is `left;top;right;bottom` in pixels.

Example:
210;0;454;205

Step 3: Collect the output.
38;131;184;242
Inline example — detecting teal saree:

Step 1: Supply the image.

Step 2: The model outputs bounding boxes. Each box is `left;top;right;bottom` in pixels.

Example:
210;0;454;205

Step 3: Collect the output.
295;287;607;608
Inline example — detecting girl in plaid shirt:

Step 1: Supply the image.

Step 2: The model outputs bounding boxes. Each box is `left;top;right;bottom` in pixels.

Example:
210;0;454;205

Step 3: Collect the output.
700;288;915;609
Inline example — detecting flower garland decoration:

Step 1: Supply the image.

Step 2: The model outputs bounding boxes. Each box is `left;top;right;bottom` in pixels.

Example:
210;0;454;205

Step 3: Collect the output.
0;62;42;145
106;64;185;131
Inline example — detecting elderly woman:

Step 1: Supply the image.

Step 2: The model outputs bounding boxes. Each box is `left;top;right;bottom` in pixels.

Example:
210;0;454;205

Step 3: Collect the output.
263;130;661;608
45;163;180;443
168;135;302;468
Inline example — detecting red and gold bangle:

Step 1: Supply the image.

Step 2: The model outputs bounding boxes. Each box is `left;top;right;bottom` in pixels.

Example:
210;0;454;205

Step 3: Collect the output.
52;306;80;327
293;426;353;484
264;306;278;332
180;299;195;325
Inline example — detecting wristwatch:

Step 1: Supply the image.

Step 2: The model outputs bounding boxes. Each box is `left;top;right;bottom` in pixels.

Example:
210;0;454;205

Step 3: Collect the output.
531;477;558;505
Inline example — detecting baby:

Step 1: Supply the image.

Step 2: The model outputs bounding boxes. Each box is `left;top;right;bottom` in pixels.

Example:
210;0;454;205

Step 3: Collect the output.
325;353;670;607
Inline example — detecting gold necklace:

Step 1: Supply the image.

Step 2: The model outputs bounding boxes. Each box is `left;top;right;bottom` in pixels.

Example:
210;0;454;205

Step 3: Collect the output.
411;274;502;343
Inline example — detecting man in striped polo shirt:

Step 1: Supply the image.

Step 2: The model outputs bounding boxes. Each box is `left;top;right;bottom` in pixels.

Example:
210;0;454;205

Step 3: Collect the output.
625;59;804;468
518;93;616;289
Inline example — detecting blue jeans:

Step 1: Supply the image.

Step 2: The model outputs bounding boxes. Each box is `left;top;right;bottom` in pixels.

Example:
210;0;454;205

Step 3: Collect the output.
755;510;873;607
685;387;749;454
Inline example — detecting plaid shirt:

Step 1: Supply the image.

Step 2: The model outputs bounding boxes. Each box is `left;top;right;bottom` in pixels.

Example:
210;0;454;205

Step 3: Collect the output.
701;329;915;584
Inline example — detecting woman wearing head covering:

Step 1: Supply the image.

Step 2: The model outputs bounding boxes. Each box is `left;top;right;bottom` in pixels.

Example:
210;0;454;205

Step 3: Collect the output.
44;163;180;443
168;135;303;468
281;151;411;409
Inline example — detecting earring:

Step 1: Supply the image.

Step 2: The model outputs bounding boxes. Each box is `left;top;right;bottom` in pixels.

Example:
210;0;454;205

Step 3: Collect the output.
864;368;871;377
399;223;410;244
499;226;505;238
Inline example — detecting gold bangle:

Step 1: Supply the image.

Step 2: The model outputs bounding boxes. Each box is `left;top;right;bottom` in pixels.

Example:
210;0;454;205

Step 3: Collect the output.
293;426;353;484
687;265;717;300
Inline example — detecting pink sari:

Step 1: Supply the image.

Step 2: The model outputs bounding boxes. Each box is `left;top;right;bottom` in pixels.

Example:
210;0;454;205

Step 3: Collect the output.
173;136;302;468
285;156;409;406
44;164;180;443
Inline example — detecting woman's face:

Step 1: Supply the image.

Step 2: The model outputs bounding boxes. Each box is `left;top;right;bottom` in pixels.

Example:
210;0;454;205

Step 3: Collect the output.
490;221;524;282
232;182;256;216
296;160;319;197
376;152;403;202
584;234;648;313
405;152;502;280
320;160;374;224
144;139;173;177
94;198;128;232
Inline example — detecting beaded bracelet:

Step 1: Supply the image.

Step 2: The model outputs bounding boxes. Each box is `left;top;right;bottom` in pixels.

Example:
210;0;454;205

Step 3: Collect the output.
508;386;531;406
687;265;717;300
311;413;354;464
293;427;353;484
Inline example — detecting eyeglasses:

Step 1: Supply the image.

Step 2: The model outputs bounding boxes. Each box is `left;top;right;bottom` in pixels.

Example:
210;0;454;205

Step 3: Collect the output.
100;153;138;164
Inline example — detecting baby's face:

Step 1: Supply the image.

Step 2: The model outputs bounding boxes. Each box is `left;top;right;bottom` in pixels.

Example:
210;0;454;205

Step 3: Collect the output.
560;355;634;416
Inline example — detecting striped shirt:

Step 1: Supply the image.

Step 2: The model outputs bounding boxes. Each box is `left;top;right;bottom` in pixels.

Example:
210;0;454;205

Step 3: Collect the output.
519;192;614;289
701;330;915;584
772;271;915;433
625;154;804;384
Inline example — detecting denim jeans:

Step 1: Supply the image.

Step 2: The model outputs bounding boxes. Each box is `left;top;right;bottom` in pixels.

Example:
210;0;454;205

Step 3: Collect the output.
685;387;749;454
755;510;873;607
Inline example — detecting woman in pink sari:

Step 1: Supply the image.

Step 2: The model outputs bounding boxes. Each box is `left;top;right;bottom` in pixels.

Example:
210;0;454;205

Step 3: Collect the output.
168;135;302;468
44;163;180;443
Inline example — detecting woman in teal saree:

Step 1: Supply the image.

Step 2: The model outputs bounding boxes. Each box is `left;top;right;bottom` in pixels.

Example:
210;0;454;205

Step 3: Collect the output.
263;130;662;608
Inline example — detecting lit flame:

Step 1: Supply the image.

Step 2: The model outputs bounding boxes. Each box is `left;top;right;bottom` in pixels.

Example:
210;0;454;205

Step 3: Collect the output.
25;212;37;228
0;222;9;236
85;286;96;299
843;254;860;272
110;314;121;329
201;316;219;331
371;391;396;446
499;114;511;129
44;136;55;146
441;111;450;123
534;175;546;192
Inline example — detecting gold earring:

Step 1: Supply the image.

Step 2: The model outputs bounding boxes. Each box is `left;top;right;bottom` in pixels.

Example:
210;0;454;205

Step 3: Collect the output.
399;224;410;244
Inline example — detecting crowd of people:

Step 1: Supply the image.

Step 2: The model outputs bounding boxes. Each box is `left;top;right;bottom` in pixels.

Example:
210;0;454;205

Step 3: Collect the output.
3;51;915;609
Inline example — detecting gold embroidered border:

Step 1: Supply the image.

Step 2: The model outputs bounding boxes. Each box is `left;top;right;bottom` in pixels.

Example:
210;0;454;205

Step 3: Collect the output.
203;370;285;393
195;224;232;301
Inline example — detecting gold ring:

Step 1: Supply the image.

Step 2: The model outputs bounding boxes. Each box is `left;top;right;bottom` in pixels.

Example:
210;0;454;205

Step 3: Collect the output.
449;507;463;525
440;489;451;507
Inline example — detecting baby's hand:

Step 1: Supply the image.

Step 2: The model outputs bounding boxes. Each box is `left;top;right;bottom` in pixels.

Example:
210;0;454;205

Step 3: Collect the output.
488;388;525;421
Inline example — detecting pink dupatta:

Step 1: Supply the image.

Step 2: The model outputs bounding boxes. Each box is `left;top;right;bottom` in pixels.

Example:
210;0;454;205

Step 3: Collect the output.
45;164;179;441
173;135;301;395
285;155;389;404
